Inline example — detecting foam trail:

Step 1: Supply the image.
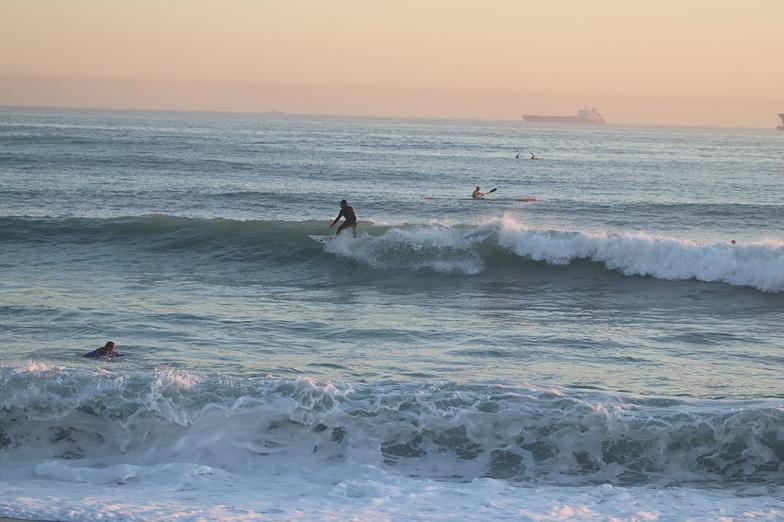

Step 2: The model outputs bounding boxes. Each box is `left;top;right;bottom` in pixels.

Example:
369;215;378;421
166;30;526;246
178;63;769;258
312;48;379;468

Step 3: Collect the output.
324;216;784;291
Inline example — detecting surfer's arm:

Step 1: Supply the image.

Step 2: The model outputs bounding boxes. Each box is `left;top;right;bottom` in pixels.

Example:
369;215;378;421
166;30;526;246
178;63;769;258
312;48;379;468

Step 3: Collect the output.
330;210;344;227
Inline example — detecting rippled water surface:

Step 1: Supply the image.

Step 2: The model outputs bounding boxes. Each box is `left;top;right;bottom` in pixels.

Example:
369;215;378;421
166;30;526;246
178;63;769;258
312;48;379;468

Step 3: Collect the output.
0;107;782;521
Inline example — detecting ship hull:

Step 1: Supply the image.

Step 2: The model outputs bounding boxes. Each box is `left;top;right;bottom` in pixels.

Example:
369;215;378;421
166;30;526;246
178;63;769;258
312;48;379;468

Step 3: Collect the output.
522;115;606;124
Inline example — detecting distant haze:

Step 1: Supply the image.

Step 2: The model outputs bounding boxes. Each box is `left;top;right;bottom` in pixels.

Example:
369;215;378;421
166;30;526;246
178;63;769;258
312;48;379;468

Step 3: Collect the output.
1;0;782;127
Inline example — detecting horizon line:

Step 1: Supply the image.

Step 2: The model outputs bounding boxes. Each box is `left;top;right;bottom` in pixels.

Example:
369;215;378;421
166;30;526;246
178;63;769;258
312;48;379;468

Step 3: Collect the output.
0;103;777;131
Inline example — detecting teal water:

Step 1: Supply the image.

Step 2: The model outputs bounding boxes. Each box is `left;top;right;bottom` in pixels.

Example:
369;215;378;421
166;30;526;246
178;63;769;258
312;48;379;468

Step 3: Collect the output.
0;107;782;521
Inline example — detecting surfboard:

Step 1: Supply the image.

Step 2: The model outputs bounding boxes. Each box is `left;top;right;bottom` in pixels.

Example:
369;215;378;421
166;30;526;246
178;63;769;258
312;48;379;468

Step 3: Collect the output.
309;234;332;244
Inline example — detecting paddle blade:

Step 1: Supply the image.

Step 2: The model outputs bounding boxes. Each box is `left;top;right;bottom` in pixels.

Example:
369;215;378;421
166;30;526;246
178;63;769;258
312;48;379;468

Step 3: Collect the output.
487;188;497;194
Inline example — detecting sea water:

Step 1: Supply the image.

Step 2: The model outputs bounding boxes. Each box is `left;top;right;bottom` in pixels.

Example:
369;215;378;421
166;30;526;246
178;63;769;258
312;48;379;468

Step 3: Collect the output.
0;107;782;520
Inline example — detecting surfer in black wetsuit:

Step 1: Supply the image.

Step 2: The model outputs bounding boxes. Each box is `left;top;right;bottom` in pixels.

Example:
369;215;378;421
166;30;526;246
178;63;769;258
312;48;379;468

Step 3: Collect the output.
84;341;124;359
330;199;357;237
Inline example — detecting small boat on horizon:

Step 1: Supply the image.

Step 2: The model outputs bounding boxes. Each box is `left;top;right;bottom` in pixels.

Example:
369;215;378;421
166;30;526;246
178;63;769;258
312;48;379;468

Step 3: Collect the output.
778;113;784;130
522;107;606;124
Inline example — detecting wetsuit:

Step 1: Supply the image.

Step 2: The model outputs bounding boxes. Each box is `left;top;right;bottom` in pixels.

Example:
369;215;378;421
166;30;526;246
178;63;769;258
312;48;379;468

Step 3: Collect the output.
337;205;357;225
334;205;357;235
83;349;124;359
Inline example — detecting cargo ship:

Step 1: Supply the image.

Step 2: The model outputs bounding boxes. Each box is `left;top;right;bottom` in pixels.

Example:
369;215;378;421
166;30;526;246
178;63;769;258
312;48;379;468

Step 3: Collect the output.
522;107;606;124
778;113;784;130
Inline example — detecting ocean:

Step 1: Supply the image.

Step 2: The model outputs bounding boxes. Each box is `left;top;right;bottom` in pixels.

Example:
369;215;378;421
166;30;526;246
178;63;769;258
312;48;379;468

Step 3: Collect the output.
0;106;782;521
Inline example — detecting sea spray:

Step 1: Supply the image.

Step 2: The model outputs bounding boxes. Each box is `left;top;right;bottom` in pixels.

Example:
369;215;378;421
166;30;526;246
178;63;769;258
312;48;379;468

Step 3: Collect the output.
2;366;783;486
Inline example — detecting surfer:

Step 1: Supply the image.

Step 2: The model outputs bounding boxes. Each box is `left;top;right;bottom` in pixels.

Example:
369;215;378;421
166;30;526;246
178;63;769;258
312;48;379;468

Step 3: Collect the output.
530;153;537;160
515;151;521;159
84;341;123;359
472;186;485;199
330;199;357;237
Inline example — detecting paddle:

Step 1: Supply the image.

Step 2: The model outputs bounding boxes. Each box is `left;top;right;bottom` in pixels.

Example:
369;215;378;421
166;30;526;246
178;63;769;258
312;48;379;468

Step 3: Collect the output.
473;187;497;200
426;188;498;200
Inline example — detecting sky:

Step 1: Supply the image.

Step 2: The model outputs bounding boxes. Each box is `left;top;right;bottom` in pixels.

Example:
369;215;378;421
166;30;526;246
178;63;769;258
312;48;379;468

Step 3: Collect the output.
1;0;782;127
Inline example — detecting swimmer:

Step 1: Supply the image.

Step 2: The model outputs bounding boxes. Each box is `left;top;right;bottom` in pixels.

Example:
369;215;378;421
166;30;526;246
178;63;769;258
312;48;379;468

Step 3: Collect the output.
84;341;124;359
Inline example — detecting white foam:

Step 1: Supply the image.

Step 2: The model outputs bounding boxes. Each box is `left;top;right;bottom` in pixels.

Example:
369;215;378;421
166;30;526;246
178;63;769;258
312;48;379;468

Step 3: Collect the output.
1;470;782;521
2;368;783;520
35;461;142;484
325;226;485;274
495;215;784;291
16;360;61;374
320;216;784;291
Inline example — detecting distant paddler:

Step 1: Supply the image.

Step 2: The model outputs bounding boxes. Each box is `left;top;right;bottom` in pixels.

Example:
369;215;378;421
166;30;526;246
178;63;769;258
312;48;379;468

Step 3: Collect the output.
329;199;358;237
471;186;497;199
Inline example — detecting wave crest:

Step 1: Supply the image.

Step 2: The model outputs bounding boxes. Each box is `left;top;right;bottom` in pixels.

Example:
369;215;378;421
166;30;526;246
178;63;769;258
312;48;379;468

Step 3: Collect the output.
325;216;784;291
1;367;782;486
3;214;783;291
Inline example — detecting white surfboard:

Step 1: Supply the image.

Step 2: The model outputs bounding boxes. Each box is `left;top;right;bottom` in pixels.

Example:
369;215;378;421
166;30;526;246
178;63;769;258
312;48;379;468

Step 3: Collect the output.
309;234;332;244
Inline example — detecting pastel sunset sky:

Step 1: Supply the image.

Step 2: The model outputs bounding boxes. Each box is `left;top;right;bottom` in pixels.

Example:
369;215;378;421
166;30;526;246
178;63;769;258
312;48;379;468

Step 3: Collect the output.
1;0;782;127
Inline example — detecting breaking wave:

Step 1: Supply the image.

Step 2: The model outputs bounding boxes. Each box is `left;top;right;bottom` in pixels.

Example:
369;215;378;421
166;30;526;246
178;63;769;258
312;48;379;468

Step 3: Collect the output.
327;216;784;292
1;364;783;487
3;214;783;291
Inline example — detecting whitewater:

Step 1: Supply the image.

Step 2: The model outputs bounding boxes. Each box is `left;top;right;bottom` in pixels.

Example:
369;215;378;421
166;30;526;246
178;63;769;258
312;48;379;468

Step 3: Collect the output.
0;107;782;520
